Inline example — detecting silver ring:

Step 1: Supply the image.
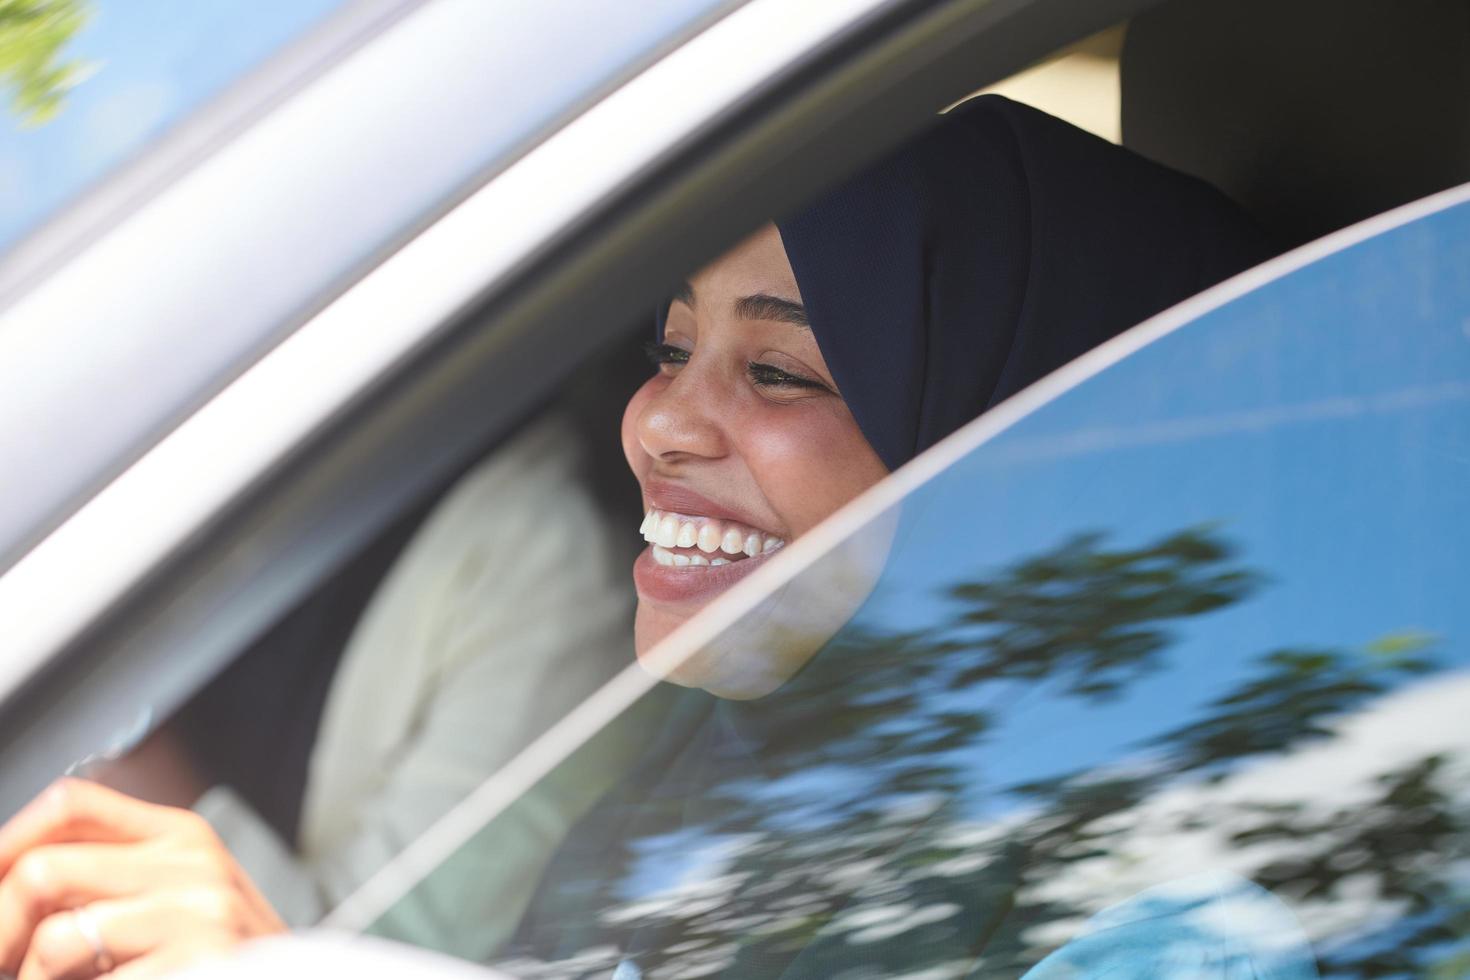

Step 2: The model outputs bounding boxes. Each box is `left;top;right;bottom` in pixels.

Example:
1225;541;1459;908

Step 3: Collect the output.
71;906;116;974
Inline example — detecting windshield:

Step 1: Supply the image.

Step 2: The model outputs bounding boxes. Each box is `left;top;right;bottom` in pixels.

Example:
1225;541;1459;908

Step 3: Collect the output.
338;195;1470;974
0;0;349;254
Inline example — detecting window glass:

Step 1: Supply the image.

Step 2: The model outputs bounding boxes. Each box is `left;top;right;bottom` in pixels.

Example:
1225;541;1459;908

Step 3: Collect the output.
0;0;349;253
360;202;1470;974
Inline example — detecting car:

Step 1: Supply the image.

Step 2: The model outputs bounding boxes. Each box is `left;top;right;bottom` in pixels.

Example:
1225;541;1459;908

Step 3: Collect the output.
0;0;1466;976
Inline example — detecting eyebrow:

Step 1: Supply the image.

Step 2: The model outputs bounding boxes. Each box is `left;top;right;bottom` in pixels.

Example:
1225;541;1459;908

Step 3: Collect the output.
670;281;810;328
736;293;809;327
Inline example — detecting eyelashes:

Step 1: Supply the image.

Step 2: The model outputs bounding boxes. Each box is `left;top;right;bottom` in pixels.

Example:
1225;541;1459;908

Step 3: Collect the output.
746;362;828;391
643;341;688;367
642;341;830;393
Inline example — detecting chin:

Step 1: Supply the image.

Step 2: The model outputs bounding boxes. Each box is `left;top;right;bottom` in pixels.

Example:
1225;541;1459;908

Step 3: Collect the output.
632;603;733;691
633;603;684;670
632;602;757;699
632;599;805;701
631;507;901;700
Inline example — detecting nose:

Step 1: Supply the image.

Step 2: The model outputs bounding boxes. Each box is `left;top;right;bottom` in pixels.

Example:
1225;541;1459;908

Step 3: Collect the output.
634;369;729;465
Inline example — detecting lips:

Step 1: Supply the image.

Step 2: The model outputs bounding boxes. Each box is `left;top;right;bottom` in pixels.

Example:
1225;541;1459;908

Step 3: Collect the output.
641;479;767;528
633;481;787;607
633;540;781;606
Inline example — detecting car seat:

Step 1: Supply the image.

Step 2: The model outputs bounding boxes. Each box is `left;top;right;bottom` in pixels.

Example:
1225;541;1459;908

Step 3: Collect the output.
1121;0;1470;246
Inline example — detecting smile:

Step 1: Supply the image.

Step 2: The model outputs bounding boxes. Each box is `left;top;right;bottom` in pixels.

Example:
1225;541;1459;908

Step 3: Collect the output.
639;509;786;567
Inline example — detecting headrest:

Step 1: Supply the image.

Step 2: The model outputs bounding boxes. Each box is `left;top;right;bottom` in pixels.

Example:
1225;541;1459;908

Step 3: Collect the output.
1121;0;1470;245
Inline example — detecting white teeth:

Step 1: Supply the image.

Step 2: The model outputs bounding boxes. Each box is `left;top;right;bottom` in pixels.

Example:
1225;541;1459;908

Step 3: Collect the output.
644;508;783;564
656;515;679;548
652;542;713;569
676;521;698;548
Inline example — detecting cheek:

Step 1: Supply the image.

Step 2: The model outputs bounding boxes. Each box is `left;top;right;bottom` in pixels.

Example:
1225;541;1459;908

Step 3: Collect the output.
741;402;887;534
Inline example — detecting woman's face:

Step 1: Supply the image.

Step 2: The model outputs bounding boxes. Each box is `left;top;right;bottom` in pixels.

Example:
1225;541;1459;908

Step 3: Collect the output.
622;224;888;685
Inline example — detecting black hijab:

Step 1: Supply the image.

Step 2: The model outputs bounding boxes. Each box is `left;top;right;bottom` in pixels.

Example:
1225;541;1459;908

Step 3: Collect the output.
662;95;1275;471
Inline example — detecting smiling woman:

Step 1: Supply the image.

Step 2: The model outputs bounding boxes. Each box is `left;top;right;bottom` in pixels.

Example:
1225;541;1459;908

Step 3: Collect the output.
0;94;1278;978
625;223;888;681
494;99;1285;977
621;94;1270;699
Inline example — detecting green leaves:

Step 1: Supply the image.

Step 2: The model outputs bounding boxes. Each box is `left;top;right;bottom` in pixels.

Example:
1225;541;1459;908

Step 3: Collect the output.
0;0;92;126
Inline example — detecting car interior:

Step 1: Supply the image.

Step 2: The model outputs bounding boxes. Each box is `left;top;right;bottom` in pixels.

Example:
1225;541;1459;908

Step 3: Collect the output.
159;0;1470;906
1120;0;1470;246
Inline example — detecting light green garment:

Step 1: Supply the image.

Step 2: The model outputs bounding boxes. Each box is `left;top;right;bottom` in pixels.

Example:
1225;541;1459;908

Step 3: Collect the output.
197;415;639;954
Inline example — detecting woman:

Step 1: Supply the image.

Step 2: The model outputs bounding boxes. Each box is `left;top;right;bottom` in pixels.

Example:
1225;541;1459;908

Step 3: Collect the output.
92;413;638;948
0;96;1278;978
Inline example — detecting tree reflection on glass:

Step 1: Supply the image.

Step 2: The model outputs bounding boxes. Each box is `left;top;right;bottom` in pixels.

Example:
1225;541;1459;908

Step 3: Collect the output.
940;527;1258;700
501;528;1468;980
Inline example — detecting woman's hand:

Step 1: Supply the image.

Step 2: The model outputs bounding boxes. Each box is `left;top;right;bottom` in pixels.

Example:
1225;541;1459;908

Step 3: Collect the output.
0;778;286;979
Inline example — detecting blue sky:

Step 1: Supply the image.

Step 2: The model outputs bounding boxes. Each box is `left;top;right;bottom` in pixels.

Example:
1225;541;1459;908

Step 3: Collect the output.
0;0;345;251
840;202;1470;806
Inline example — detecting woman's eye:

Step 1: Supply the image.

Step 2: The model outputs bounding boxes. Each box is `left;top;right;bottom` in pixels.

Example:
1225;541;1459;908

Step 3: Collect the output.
642;341;690;370
748;361;828;391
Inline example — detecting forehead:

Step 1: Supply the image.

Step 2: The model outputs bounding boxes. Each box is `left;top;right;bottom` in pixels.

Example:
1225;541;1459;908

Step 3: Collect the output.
689;223;802;302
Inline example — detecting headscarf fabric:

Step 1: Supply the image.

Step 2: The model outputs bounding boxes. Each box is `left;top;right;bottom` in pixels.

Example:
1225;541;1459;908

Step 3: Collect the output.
748;95;1274;470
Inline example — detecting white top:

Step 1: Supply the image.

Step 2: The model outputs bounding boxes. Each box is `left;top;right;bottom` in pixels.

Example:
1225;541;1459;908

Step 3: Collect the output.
196;415;635;954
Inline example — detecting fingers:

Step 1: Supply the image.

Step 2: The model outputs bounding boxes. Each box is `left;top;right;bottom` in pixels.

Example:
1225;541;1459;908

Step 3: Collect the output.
18;907;105;980
18;892;252;980
0;842;232;974
0;780;285;979
0;780;205;878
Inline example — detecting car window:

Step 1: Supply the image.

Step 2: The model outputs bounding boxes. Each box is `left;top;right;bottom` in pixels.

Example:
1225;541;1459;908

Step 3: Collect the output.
336;189;1470;977
0;0;741;581
0;0;349;254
